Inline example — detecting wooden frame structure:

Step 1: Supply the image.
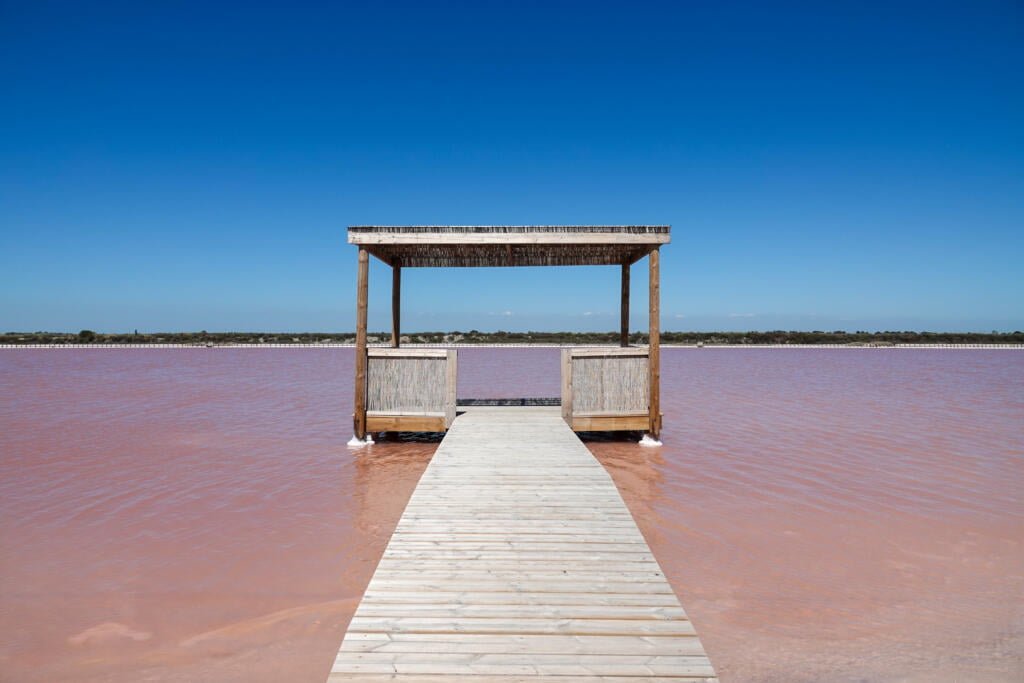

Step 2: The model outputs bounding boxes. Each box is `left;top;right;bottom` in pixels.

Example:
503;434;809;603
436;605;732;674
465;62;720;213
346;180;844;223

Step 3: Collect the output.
365;348;457;432
348;226;669;439
561;346;653;432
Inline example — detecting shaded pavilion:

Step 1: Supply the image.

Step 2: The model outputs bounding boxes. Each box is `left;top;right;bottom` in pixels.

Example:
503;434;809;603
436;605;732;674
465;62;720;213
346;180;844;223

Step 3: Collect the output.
347;225;669;441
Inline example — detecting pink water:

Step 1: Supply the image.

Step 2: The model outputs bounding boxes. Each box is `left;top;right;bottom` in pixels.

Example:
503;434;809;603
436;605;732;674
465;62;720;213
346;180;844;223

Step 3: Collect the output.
1;348;1022;682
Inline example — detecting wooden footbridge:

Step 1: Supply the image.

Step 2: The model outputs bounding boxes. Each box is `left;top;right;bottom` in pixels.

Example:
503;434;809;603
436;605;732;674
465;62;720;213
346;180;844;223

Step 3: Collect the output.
330;406;716;681
333;226;716;680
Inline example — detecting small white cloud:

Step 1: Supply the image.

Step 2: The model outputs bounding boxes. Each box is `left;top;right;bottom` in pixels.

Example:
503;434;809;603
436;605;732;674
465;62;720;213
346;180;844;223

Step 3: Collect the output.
502;310;513;316
582;311;594;317
728;313;756;318
673;313;686;319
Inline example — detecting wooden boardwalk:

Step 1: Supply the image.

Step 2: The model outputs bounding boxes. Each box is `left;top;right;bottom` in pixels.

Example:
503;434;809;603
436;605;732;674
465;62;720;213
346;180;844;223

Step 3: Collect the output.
330;407;717;682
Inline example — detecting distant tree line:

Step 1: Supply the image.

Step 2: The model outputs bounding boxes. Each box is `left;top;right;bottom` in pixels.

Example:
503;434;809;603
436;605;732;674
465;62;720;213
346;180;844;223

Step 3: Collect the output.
2;329;1022;345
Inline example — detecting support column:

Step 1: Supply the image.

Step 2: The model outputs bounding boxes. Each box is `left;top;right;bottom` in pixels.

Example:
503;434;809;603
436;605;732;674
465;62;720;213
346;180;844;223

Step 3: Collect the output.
354;248;369;439
391;262;401;348
648;248;661;438
620;262;630;347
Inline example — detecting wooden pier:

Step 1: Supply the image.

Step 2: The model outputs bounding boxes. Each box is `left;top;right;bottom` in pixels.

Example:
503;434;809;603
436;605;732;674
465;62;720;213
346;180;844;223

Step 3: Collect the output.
329;407;717;681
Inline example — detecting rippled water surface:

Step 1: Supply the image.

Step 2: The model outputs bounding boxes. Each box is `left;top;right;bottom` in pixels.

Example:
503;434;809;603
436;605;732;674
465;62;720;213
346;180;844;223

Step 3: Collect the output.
1;348;1022;682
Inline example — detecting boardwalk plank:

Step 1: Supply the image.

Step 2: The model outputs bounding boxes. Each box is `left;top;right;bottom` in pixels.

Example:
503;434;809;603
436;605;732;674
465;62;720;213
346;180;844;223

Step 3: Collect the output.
359;591;682;606
339;633;707;655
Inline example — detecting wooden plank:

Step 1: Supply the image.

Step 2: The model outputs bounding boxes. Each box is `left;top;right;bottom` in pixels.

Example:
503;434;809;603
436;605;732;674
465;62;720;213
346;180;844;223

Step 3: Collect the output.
402;497;630;505
328;407;715;681
391;262;401;348
393;528;645;538
620;262;630;347
561;348;572;423
352;604;686;620
401;501;627;507
568;347;650;358
399;504;633;511
572;415;651;432
346;616;697;636
368;348;449;358
368;563;666;575
378;550;661;562
573;410;649;418
382;541;649;551
348;232;671;246
396;516;639;524
361;580;677;595
366;415;447;432
358;592;681;607
445;350;457;427
331;652;714;676
339;633;707;655
404;499;626;506
649;247;661;437
395;517;636;524
383;544;648;552
353;247;369;439
367;411;447;418
368;569;667;581
330;675;717;683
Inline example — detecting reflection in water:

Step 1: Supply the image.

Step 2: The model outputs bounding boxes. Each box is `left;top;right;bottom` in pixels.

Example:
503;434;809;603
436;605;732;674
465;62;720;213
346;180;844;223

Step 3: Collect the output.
590;349;1024;683
0;349;433;682
0;347;1021;682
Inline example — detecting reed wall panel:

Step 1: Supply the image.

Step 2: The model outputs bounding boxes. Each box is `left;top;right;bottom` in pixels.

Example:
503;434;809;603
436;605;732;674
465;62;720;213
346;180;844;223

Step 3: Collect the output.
571;353;649;414
367;355;448;413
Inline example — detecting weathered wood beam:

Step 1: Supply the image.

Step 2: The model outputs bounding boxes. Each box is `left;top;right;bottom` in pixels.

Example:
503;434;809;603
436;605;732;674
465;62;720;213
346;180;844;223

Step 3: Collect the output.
567;347;649;357
620;262;630;347
365;246;393;266
391;262;401;348
354;247;369;439
648;248;661;438
560;349;573;425
368;348;448;358
444;349;457;427
350;232;670;246
624;249;641;265
366;414;446;433
572;414;651;432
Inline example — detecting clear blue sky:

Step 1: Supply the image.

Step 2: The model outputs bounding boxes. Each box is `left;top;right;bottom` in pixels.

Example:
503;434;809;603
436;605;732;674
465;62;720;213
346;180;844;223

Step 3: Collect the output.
1;1;1021;333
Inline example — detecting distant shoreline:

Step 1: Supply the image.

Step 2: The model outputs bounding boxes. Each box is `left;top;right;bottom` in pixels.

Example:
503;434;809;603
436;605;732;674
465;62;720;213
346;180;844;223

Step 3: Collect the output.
3;343;1022;350
3;330;1022;348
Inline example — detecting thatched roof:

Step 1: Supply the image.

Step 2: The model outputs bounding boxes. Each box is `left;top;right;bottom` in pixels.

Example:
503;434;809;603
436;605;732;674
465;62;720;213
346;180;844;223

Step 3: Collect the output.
347;225;670;267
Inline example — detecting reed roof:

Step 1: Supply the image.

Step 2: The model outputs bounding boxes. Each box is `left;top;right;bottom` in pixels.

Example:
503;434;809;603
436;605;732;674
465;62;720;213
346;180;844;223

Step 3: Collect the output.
347;225;670;267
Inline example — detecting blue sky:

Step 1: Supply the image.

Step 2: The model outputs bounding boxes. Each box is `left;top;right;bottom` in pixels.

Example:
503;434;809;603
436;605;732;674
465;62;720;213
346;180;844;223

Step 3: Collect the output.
1;1;1021;333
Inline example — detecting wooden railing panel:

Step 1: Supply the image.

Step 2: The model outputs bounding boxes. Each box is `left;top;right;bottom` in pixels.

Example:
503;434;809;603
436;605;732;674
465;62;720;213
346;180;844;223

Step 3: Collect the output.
572;355;649;414
366;349;455;427
562;348;651;431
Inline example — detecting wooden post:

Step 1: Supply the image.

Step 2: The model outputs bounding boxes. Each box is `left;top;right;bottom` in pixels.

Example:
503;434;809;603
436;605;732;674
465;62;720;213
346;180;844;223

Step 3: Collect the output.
445;349;457;428
560;348;573;426
391;262;401;348
648;248;660;438
620;262;630;347
354;247;369;439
